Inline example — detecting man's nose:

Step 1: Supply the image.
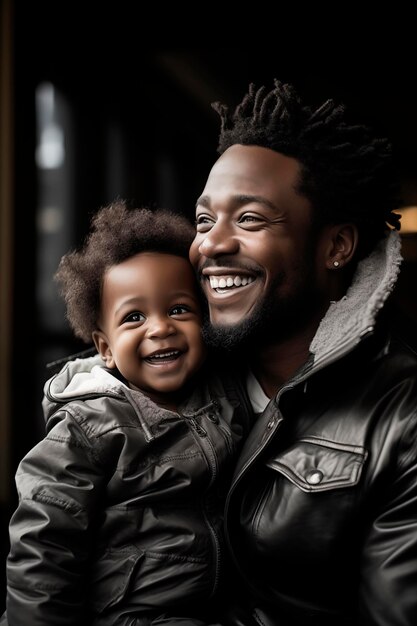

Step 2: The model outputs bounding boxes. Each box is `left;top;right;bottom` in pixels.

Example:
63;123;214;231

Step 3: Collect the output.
198;221;239;258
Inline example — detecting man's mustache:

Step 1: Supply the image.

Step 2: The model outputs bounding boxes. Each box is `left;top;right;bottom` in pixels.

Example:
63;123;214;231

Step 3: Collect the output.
196;256;264;277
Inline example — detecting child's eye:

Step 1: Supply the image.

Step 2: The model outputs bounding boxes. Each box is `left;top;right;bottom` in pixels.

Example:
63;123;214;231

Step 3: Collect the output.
170;305;190;316
123;312;145;324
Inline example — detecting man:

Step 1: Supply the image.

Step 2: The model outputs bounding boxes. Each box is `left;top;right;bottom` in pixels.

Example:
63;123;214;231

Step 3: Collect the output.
189;80;417;626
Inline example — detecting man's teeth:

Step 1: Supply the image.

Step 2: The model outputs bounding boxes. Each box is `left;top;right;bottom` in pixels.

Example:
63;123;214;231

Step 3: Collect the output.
209;275;254;289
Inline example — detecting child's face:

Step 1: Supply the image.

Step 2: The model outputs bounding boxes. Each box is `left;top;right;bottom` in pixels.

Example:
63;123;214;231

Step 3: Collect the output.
94;252;206;408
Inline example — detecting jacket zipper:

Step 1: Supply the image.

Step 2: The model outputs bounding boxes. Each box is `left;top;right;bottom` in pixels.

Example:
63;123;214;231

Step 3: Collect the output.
185;415;207;437
183;403;222;597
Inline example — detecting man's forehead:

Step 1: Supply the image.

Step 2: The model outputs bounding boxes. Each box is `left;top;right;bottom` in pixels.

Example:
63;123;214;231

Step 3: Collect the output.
204;145;301;191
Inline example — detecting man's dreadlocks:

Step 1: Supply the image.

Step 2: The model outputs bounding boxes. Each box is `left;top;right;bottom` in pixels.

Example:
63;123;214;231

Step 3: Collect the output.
213;79;401;258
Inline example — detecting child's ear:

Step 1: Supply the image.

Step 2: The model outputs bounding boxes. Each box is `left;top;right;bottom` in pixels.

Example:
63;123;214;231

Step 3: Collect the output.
92;330;116;369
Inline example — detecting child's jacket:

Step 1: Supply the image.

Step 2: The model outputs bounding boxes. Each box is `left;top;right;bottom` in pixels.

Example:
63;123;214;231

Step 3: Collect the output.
5;355;250;625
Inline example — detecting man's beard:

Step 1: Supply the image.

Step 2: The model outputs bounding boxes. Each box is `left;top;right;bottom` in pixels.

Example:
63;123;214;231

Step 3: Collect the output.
201;266;323;356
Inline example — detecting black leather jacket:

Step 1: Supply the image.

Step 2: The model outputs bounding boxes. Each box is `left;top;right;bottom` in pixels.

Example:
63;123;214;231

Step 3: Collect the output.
223;232;417;626
4;357;250;625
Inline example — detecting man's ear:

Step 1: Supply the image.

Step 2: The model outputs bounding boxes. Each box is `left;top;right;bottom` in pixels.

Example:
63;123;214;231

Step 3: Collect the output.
325;223;359;270
92;330;116;369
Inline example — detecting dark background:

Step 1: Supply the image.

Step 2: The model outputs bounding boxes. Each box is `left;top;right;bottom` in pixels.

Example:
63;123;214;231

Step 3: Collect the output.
2;4;417;612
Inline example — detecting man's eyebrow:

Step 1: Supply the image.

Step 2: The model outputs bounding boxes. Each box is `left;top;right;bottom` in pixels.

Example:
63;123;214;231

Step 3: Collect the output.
195;194;277;211
195;195;210;209
236;194;277;211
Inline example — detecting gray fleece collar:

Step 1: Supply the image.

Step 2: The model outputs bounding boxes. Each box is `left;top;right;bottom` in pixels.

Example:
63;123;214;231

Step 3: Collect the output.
46;354;123;400
309;230;402;366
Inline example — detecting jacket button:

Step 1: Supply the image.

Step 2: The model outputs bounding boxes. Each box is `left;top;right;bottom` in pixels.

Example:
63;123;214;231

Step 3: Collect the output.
306;470;324;485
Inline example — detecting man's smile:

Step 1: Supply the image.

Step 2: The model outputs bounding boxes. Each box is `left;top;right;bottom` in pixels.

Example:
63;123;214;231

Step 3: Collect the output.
206;274;255;292
201;267;258;297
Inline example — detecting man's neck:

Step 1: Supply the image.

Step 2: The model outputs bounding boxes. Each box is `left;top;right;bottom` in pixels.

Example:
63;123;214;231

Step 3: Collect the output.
250;327;316;399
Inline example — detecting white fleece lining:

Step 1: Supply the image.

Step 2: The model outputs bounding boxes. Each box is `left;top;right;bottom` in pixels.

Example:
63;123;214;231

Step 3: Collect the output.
49;356;128;399
310;230;402;364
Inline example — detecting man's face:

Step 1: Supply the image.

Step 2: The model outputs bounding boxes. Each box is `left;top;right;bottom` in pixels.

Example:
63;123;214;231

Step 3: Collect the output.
189;145;326;350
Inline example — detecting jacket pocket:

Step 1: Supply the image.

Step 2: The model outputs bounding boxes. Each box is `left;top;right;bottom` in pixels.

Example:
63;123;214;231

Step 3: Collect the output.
89;545;144;613
265;436;368;492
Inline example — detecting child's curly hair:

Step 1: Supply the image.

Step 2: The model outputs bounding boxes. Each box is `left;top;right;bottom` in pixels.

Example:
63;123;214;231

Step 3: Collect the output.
54;200;196;342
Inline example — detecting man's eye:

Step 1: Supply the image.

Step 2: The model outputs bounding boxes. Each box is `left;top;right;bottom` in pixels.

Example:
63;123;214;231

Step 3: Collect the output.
123;312;145;323
238;214;268;230
195;215;214;231
239;214;261;223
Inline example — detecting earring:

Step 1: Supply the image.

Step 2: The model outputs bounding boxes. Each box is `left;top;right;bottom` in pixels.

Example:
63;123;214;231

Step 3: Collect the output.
333;260;340;268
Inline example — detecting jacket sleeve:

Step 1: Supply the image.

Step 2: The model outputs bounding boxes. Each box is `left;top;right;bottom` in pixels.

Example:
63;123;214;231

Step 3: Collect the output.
5;409;107;626
359;412;417;626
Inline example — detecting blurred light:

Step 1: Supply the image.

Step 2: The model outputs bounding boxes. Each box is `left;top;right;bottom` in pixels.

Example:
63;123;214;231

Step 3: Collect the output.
36;124;65;169
395;207;417;234
35;82;65;169
37;206;64;234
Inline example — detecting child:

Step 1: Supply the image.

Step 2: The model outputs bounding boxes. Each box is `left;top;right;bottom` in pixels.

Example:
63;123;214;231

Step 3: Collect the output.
3;201;251;625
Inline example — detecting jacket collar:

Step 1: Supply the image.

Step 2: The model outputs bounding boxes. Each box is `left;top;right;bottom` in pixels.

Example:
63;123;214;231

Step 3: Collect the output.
44;354;123;401
309;230;402;369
